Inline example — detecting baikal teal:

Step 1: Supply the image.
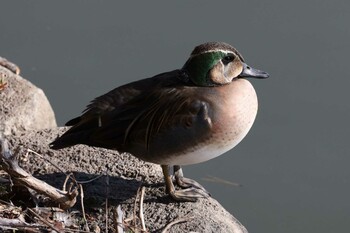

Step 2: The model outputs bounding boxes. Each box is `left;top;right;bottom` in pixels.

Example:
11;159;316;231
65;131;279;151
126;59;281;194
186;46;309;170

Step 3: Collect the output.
50;42;269;202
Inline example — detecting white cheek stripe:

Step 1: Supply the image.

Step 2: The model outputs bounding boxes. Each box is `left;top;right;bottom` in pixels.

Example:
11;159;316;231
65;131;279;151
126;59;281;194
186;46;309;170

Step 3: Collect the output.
190;50;234;58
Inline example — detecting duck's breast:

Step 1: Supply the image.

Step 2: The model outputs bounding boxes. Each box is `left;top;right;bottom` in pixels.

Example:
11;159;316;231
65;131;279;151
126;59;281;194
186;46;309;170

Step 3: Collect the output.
167;79;258;165
211;79;258;150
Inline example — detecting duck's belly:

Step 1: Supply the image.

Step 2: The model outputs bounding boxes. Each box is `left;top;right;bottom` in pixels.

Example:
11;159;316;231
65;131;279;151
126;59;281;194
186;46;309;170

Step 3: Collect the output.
167;79;258;165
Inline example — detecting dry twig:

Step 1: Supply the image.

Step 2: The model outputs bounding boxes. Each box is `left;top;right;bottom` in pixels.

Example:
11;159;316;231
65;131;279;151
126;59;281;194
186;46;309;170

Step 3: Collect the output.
79;183;90;231
161;216;194;233
113;205;124;233
0;134;78;209
132;186;141;228
105;174;109;233
26;148;66;174
202;175;242;187
27;208;63;233
0;56;20;74
139;187;146;232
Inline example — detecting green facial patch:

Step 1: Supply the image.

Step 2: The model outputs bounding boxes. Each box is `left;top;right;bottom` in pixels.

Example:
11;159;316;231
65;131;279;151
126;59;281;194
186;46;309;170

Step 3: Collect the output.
183;51;225;86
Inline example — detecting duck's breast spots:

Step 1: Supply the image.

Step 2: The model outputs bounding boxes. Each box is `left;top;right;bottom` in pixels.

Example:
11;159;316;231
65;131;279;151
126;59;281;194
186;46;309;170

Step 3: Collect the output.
210;79;258;149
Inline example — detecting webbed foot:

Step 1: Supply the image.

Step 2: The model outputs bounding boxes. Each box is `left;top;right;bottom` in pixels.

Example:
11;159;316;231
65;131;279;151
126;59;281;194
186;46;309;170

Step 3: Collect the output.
161;165;210;202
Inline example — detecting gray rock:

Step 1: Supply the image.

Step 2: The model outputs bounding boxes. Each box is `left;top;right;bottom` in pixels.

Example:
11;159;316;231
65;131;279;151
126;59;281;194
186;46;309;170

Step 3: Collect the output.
8;128;248;233
0;66;57;135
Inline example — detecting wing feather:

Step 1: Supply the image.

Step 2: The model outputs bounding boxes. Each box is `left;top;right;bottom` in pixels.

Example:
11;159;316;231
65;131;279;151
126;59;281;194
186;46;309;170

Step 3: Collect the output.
50;69;213;160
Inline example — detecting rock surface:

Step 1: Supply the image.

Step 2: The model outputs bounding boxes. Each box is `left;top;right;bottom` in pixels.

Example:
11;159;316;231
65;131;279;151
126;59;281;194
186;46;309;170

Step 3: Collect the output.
7;128;248;233
0;65;57;135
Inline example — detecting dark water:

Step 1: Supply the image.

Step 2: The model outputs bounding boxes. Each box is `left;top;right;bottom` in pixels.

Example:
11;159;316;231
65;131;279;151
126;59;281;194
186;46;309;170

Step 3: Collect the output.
1;1;350;232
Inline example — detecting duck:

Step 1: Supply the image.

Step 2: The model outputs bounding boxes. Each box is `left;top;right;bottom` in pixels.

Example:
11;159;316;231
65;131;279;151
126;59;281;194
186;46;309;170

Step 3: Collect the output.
50;42;269;201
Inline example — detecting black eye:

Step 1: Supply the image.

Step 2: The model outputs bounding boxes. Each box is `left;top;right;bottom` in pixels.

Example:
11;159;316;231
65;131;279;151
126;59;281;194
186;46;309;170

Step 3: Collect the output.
222;55;235;65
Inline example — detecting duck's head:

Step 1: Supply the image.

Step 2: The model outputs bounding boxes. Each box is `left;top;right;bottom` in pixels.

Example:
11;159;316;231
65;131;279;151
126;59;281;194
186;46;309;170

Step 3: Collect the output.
182;42;269;86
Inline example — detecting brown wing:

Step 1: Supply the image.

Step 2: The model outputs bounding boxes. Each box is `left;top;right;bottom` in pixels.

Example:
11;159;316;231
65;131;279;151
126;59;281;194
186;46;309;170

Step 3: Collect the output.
109;87;212;162
86;86;213;162
50;69;212;151
51;78;213;164
65;70;182;126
